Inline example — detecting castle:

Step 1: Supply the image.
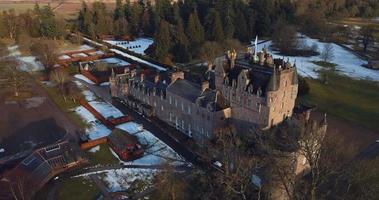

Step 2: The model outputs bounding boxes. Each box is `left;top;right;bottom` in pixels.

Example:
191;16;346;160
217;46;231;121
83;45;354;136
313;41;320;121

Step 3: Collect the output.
110;47;298;143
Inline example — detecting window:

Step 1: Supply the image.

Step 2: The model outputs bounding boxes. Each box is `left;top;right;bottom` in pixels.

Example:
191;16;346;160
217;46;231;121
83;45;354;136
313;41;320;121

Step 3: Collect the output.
161;105;164;111
281;102;284;109
188;105;191;114
175;99;177;107
169;96;172;104
181;102;184;111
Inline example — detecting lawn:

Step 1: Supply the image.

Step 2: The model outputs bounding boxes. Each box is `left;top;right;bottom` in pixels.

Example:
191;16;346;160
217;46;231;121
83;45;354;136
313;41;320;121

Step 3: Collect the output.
0;3;58;13
87;144;119;165
56;177;101;200
299;70;379;132
311;60;337;69
42;83;89;129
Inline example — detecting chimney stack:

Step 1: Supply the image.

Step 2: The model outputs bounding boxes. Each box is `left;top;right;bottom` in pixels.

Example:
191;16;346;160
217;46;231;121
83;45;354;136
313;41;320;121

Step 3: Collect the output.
201;81;209;92
170;71;184;83
154;74;160;83
227;50;237;69
140;73;145;82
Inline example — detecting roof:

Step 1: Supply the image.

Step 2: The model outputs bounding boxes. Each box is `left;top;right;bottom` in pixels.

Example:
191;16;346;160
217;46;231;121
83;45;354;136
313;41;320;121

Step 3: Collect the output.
167;79;202;103
0;141;85;199
196;89;229;111
108;129;139;149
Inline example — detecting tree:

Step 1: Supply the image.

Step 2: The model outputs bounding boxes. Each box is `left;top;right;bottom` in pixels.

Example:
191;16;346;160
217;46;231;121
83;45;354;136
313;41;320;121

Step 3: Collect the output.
210;128;260;200
39;5;61;39
359;25;374;52
1;57;26;97
320;43;334;62
204;9;224;42
16;33;32;54
154;20;172;62
199;41;222;67
151;164;189;200
3;9;18;40
50;68;70;102
187;11;205;48
30;39;58;73
272;19;298;54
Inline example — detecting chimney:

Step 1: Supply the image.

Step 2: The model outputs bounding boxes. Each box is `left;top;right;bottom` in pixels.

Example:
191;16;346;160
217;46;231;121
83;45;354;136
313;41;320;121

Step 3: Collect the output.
131;69;137;77
140;73;145;82
227;50;237;69
170;71;184;83
154;74;160;83
201;81;209;92
124;67;130;74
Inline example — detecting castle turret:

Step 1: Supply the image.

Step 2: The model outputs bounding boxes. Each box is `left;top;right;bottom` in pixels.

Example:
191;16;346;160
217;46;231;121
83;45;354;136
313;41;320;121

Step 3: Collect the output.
267;67;278;92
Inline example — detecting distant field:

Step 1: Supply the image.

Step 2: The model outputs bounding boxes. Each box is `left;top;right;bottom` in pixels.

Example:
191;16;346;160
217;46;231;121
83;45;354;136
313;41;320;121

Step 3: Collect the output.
0;3;58;13
0;1;116;18
300;70;379;132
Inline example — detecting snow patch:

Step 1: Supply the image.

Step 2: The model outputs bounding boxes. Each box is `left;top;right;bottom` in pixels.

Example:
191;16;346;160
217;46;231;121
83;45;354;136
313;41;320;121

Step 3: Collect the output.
74;74;95;85
104;38;153;55
114;125;186;166
73;106;112;140
88;101;124;119
258;34;379;81
100;57;130;66
102;168;156;192
88;145;100;153
110;49;167;71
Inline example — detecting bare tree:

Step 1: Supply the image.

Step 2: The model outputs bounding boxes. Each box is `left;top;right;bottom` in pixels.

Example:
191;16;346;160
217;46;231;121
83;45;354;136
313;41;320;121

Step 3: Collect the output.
210;128;261;200
3;9;18;40
359;26;374;52
30;39;58;73
50;68;70;101
152;164;188;200
0;57;26;97
320;43;334;62
272;19;298;54
199;41;222;68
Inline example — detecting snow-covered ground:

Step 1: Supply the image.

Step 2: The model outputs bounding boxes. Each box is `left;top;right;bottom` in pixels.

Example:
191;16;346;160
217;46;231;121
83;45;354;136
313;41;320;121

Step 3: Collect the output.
61;44;93;53
7;46;44;72
103;168;156;192
74;106;112;140
99;57;130;66
114;122;186;166
110;49;167;71
89;101;124;119
88;145;100;153
83;37;105;48
74;74;95;85
104;38;153;55
258;35;379;81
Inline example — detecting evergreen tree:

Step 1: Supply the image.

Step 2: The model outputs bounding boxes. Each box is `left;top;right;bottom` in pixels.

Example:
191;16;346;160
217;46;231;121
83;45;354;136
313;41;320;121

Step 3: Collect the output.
141;2;155;36
255;0;273;36
216;0;235;39
154;20;172;62
187;11;204;48
114;0;123;20
156;0;173;22
205;9;224;42
39;5;60;39
129;3;143;36
234;10;249;42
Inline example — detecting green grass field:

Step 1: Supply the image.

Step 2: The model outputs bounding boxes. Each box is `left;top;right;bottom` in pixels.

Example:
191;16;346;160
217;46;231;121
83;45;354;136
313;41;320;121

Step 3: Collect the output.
56;177;101;200
87;144;119;165
299;70;379;132
42;83;89;129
